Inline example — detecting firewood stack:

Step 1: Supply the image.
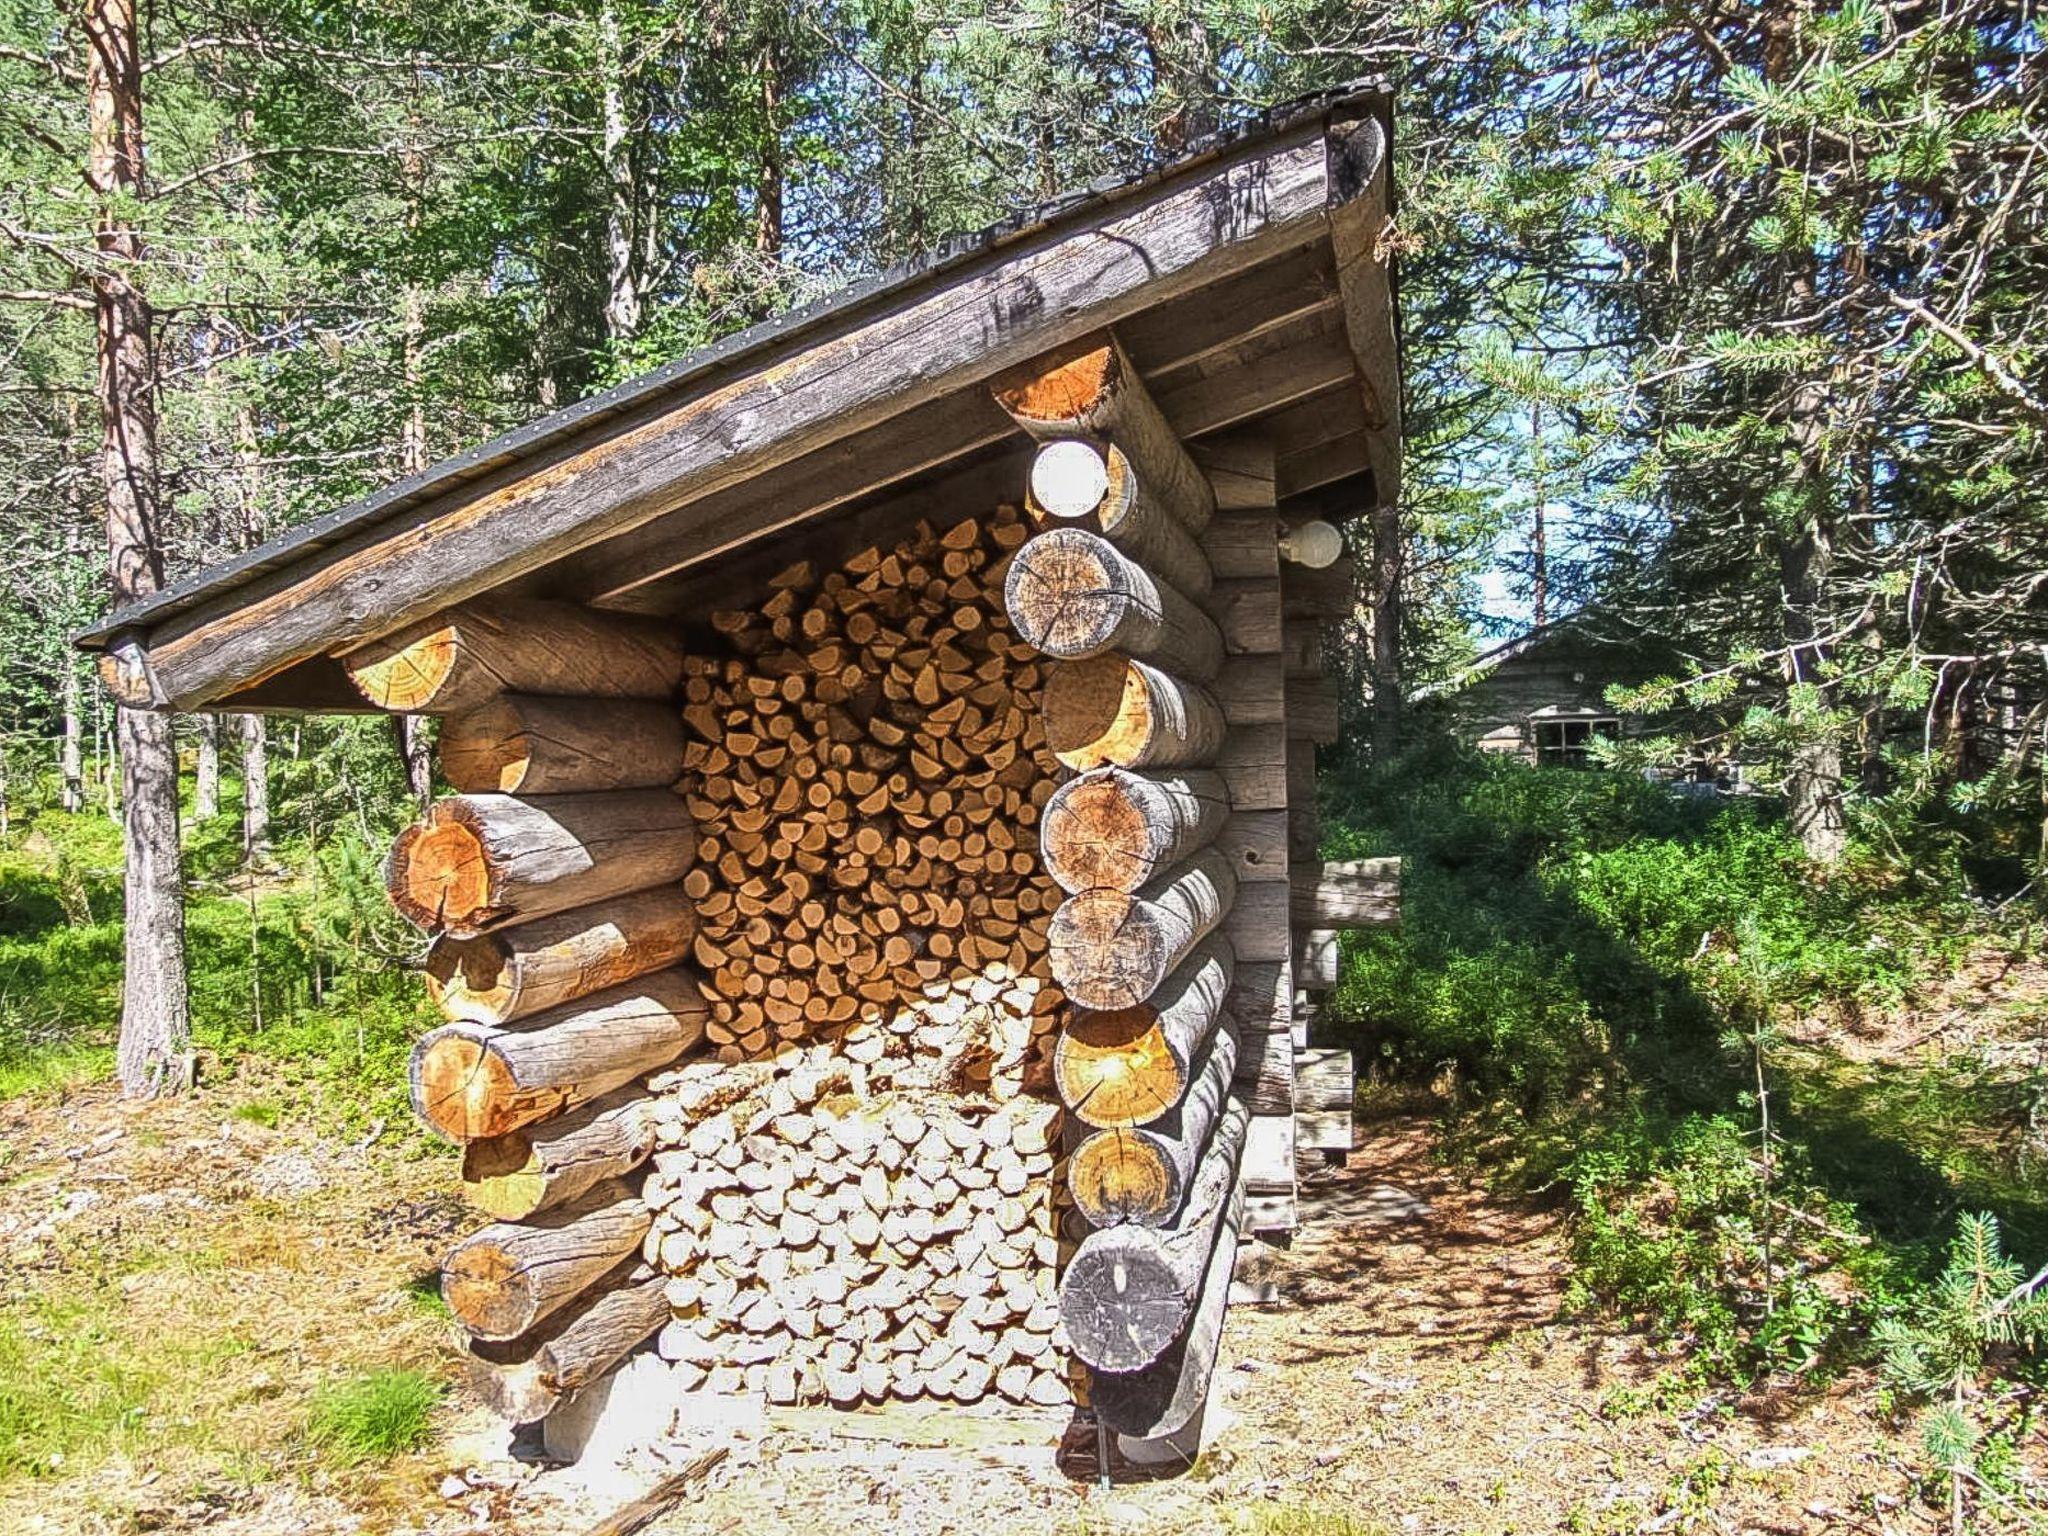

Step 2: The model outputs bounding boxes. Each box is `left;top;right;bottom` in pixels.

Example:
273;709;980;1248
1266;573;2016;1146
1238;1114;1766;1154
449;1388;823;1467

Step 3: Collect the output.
672;503;1064;1058
636;1006;1072;1406
346;331;1401;1439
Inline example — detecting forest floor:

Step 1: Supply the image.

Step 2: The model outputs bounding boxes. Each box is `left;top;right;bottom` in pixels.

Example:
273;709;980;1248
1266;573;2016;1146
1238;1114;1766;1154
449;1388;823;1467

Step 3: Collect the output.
0;1072;1975;1536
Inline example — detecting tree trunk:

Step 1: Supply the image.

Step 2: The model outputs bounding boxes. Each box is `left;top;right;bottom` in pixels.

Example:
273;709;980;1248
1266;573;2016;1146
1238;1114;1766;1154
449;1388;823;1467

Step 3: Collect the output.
193;715;219;819
240;714;270;866
393;714;434;811
1368;499;1400;758
755;34;784;261
61;662;86;814
88;0;190;1097
598;0;640;342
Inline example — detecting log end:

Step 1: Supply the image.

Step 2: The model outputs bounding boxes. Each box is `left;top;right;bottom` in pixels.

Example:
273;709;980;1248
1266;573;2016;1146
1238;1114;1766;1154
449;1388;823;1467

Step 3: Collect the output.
1067;1129;1174;1227
992;341;1114;424
1047;888;1165;1011
439;697;535;794
412;1028;546;1142
1042;774;1153;894
387;809;497;934
424;931;517;1024
443;1236;537;1341
1028;440;1111;521
461;1134;548;1220
1043;656;1150;771
344;621;460;711
1003;529;1127;659
1059;1240;1189;1373
1054;1007;1183;1130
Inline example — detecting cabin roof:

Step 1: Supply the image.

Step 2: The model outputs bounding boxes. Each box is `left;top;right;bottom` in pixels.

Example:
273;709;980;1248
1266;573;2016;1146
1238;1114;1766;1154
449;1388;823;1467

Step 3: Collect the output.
84;79;1400;714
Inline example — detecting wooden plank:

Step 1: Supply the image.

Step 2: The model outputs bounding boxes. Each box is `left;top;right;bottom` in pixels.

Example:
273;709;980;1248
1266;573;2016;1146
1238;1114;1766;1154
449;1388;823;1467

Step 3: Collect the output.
1215;809;1286;885
1325;112;1401;506
1282;556;1355;620
1216;653;1286;727
1222;877;1290;962
1218;726;1286;810
1120;241;1337;383
568;391;1016;607
1286;676;1340;743
1281;619;1323;679
1230;960;1294;1117
605;448;1027;619
1279;428;1374;502
1287;736;1320;861
1201;513;1281;582
1208;580;1284;655
1190;434;1278;513
1158;316;1357;441
1263;381;1362;461
128;127;1345;711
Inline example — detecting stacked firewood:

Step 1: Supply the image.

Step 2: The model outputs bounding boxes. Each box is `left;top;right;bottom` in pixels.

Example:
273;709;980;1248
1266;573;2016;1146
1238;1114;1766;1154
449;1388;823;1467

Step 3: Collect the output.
674;504;1065;1060
638;1001;1072;1406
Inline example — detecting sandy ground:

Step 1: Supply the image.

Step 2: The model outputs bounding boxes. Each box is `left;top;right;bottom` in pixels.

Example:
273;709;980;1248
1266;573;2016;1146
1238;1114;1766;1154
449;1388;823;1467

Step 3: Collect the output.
0;1081;2023;1536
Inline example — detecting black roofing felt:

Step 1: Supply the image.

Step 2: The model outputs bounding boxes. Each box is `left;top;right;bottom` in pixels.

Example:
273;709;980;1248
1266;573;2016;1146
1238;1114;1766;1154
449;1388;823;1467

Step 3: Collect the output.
80;79;1391;650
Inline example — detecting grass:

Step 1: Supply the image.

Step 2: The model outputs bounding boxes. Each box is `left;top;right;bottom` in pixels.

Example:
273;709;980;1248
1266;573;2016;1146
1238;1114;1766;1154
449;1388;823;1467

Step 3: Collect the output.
305;1370;445;1463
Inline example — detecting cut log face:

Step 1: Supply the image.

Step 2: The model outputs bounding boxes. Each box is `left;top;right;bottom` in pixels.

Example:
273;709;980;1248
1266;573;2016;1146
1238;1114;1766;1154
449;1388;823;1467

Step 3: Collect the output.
990;334;1215;533
1028;441;1214;599
1040;767;1227;895
1085;1165;1244;1440
1061;1096;1248;1371
386;790;694;936
1066;1005;1238;1226
469;1263;667;1423
462;1088;655;1220
343;598;687;713
440;694;686;795
1054;937;1234;1129
411;968;708;1142
1047;847;1237;1011
424;887;700;1026
442;1179;652;1341
1041;655;1225;771
1004;528;1221;678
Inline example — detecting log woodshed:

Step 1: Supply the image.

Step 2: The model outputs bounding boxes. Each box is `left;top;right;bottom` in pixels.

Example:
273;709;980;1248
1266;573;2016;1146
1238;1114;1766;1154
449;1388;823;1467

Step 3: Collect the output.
77;81;1406;1454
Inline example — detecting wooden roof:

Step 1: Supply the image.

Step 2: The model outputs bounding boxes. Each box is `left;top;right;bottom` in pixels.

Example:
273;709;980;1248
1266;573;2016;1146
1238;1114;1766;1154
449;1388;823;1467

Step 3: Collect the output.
84;81;1399;714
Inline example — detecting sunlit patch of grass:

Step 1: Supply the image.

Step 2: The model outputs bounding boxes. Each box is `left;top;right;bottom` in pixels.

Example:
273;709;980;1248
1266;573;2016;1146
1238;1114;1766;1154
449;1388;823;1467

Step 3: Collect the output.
401;1268;451;1319
1237;1503;1390;1536
305;1370;444;1463
230;1099;282;1128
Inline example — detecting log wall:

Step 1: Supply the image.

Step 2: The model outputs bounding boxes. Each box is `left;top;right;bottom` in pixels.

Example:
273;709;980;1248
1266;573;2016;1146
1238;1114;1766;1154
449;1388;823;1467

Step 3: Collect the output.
357;322;1403;1439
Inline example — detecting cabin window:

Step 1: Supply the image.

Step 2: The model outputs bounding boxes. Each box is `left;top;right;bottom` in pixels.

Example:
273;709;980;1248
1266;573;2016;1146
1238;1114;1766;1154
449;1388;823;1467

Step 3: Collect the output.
1534;717;1618;768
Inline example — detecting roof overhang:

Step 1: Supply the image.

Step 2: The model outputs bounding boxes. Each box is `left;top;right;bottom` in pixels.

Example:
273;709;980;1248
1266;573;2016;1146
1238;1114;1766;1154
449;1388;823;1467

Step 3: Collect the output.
83;83;1400;714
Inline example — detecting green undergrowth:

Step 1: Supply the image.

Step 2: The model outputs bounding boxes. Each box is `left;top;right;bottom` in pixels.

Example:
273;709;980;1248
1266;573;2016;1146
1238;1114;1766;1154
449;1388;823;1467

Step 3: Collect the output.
1320;740;2043;1390
0;777;434;1132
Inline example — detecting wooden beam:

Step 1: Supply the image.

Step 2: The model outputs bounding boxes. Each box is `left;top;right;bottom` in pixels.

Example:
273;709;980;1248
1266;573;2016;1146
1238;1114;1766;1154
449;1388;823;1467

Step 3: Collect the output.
1325;112;1401;506
562;390;1016;609
124;126;1345;711
1278;429;1374;501
1155;314;1356;441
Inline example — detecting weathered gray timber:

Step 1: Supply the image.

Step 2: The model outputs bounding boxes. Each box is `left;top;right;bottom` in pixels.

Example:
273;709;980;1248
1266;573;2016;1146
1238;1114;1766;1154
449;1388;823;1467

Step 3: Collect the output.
1062;1096;1250;1371
95;116;1358;712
